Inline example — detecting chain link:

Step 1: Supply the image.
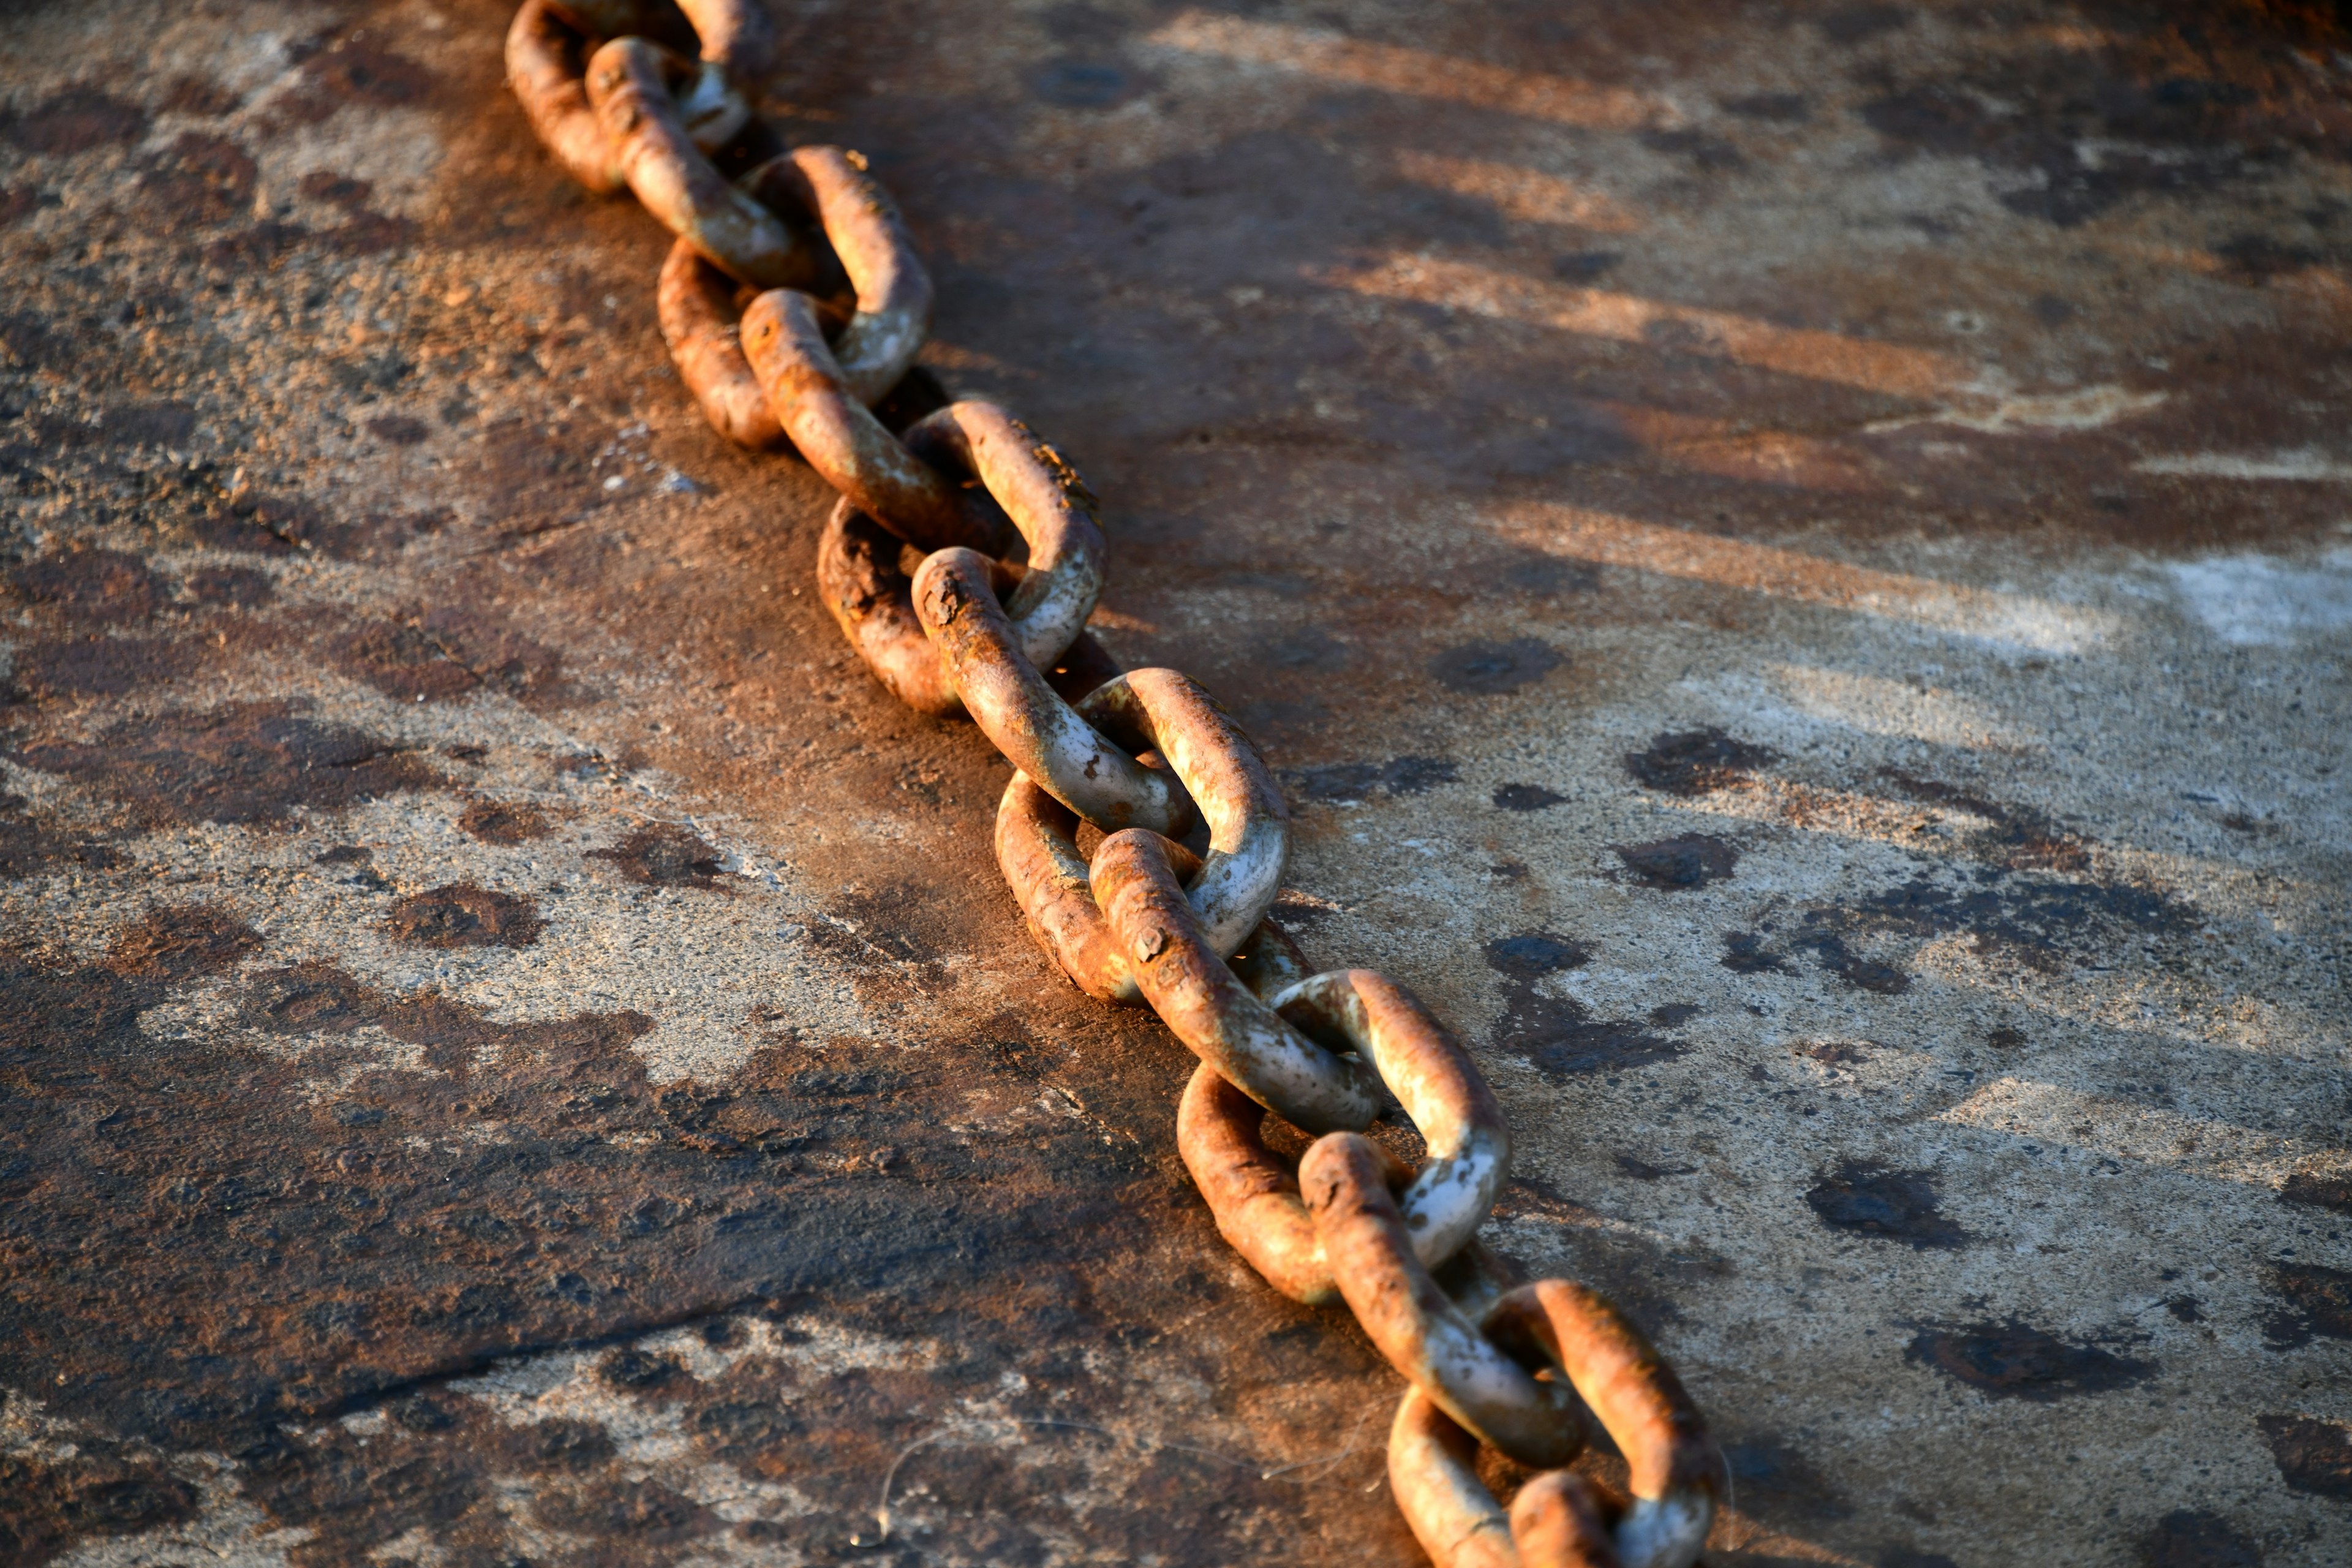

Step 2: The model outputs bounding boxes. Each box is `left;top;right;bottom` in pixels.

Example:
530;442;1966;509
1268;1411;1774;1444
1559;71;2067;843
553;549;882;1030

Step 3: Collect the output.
502;7;1723;1560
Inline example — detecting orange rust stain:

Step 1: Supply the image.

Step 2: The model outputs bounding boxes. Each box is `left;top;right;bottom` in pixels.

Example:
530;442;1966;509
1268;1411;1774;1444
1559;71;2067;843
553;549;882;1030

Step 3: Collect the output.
1601;404;1882;493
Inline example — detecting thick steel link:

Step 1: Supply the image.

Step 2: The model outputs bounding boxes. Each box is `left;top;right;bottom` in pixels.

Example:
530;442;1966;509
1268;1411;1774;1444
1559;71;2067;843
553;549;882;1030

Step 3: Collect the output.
1177;969;1507;1302
1093;831;1380;1128
1303;1134;1583;1468
916;565;1189;832
510;1;748;195
763;147;932;405
662;144;930;444
744;290;1001;550
816;401;1104;713
1485;1281;1724;1568
587;37;814;289
1390;1284;1724;1568
497;11;1721;1552
903;403;1102;666
658;240;784;448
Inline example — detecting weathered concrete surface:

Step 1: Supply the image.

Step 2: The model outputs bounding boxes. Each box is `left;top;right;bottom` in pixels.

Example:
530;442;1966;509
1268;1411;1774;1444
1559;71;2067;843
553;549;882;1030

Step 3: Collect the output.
2;1;2349;1563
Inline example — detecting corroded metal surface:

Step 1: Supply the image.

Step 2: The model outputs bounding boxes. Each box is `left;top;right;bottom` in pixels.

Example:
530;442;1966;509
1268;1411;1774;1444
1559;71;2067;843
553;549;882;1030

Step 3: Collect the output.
4;2;2351;1565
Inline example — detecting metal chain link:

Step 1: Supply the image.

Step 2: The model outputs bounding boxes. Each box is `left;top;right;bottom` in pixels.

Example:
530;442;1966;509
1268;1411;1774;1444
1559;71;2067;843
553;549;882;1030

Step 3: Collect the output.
502;6;1724;1560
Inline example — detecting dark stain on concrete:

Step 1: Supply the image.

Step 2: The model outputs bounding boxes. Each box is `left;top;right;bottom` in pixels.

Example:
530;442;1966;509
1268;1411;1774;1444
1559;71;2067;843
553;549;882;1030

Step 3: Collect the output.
1491;783;1564;812
335;609;564;706
1625;727;1779;796
1877;769;2090;872
2262;1262;2352;1348
459;799;552;845
2;930;1172;1491
1500;993;1681;1079
1429;638;1561;695
1806;1162;1968;1248
1905;1321;2150;1400
1823;865;2195;972
185;565;274;607
1286;755;1457;804
2279;1170;2352;1215
1818;4;1911;44
589;823;728;889
1482;931;1589;978
2259;1414;2352;1499
1721;928;1795;974
1721;1434;1855;1524
600;1347;685;1391
384;883;544;950
1613;833;1740;889
1792;921;1912;995
1482;928;1675;1076
2138;1509;2264;1567
1616;1153;1698;1180
10;704;442;829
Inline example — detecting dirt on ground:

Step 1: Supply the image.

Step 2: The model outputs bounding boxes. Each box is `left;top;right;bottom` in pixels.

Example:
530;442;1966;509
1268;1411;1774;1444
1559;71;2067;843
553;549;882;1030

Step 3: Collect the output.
2;2;2348;1565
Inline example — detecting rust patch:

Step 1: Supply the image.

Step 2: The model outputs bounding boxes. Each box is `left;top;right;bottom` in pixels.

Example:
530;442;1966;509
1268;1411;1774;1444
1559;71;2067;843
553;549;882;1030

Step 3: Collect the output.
1904;1321;2150;1400
2259;1414;2352;1499
103;906;262;982
135;132;257;227
0;794;120;880
10;635;201;699
1624;727;1778;796
0;1427;202;1568
589;823;728;889
0;86;148;153
185;565;274;608
383;883;545;950
1805;1162;1969;1249
335;619;482;703
1611;832;1739;889
8;548;167;623
458;799;552;845
9;703;442;829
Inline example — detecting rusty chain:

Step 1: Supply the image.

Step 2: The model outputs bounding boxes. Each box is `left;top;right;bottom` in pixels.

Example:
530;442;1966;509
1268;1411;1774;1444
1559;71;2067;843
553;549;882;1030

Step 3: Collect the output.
503;4;1724;1560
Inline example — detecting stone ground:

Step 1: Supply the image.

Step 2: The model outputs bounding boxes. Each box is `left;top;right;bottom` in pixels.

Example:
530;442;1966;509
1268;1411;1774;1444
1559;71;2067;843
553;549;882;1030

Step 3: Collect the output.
2;1;2349;1564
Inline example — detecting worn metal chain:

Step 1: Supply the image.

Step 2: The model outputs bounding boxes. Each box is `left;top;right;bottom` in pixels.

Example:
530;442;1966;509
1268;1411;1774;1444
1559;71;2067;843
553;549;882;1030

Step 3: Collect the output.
506;4;1724;1561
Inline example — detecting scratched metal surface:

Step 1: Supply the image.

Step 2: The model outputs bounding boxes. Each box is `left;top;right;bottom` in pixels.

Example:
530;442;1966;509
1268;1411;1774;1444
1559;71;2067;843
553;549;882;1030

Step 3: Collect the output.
2;2;2349;1564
